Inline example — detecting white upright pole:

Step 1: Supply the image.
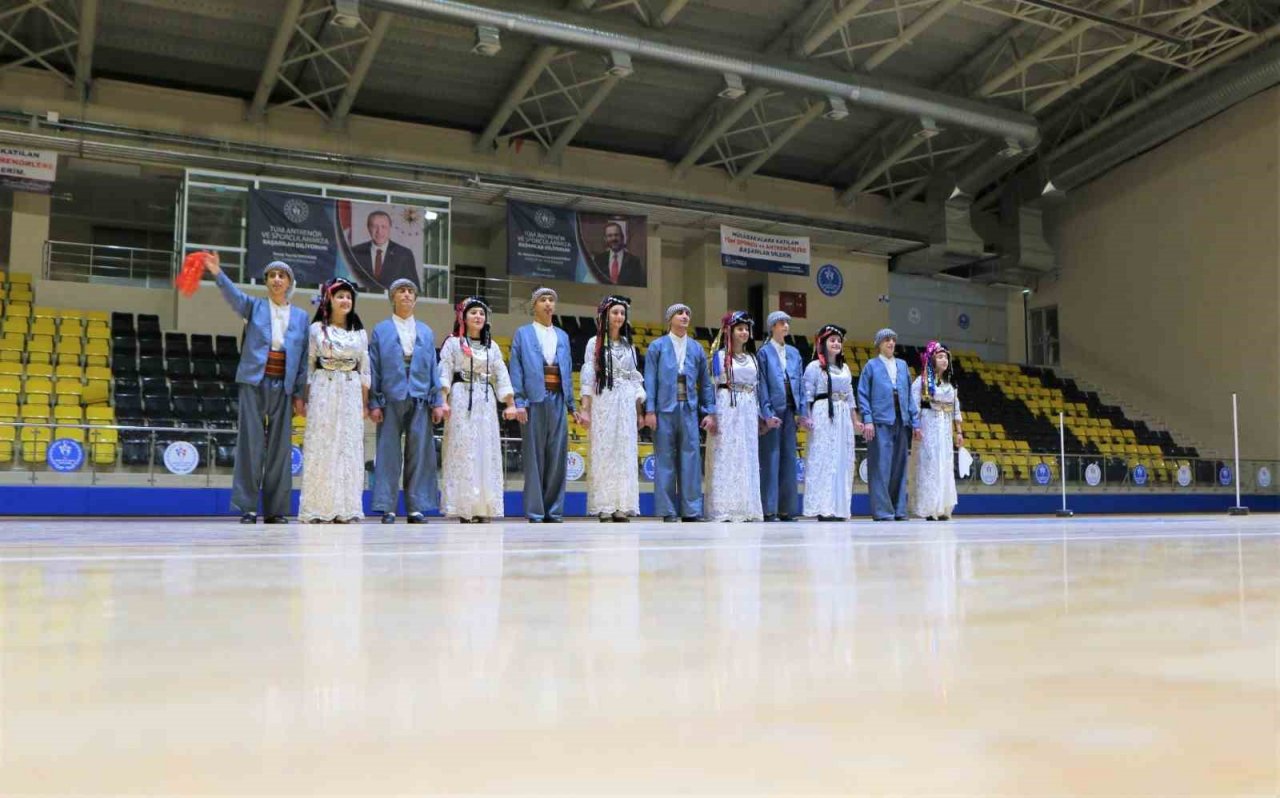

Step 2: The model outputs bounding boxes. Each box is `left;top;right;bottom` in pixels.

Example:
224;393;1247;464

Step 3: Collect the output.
1229;392;1249;515
1056;411;1073;517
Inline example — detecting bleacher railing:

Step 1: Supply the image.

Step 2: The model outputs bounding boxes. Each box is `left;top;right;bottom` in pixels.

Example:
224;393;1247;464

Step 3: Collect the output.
1;421;1275;500
42;241;176;289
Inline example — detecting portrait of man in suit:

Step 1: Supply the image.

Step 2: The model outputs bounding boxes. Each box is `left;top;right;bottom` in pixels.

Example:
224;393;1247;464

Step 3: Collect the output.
351;210;419;292
590;221;645;287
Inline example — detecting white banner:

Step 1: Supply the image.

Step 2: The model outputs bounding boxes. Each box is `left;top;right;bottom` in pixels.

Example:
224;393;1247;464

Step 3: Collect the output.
0;147;57;193
720;224;810;276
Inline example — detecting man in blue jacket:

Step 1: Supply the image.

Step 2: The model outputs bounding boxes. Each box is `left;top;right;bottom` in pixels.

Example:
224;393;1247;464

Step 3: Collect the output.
367;278;444;524
756;310;810;521
643;303;717;522
509;287;578;523
204;254;309;524
855;328;921;521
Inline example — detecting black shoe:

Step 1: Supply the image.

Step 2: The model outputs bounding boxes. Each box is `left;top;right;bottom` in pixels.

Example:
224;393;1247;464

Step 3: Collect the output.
925;516;937;521
239;513;257;524
472;517;486;524
873;517;891;522
459;517;472;524
763;514;778;522
544;517;562;524
663;516;679;523
381;512;396;524
778;515;797;522
612;513;630;523
938;515;950;521
264;515;289;524
681;516;704;523
894;516;908;521
818;515;840;522
407;513;426;524
527;517;542;524
599;513;612;523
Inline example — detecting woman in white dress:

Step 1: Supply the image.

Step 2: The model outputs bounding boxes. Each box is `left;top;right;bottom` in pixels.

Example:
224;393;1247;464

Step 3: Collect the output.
580;295;645;522
910;341;963;520
706;311;764;522
437;297;519;523
299;278;370;524
802;325;861;521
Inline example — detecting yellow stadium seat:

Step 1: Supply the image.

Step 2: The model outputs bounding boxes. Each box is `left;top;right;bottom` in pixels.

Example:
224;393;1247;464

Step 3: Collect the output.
83;309;108;323
2;318;28;336
24;376;52;398
89;428;117;465
0;363;19;377
86;405;114;423
7;300;31;315
0;374;19;396
7;272;31;284
54;405;82;423
57;335;83;352
85;324;109;341
30;319;56;337
54;363;82;380
55;379;82;398
25;362;52;379
21;424;51;463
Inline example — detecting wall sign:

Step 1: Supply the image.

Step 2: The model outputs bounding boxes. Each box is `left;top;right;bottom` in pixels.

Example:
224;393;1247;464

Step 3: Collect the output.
979;460;999;485
1257;466;1272;489
163;441;199;475
1033;463;1051;485
1084;462;1102;487
566;451;586;481
642;454;656;481
47;438;84;472
779;291;807;318
1218;466;1232;486
816;264;843;297
291;445;304;476
1132;464;1148;486
1176;465;1192;487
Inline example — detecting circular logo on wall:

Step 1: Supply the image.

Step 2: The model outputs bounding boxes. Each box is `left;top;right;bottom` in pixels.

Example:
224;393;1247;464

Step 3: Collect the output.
291;445;304;476
1176;464;1192;487
534;208;557;230
1033;462;1051;485
858;458;868;484
163;441;199;475
642;454;656;481
980;460;999;486
796;456;805;484
1219;466;1233;486
957;312;971;330
566;451;586;481
816;264;843;297
1258;466;1273;489
1132;464;1148;486
907;307;922;325
47;438;85;473
1085;462;1102;487
282;198;310;224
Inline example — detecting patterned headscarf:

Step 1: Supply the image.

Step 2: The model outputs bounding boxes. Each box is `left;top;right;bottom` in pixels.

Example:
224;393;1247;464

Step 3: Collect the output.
593;295;634;395
710;310;754;407
920;340;953;404
311;277;364;331
814;324;847;420
451;296;492;412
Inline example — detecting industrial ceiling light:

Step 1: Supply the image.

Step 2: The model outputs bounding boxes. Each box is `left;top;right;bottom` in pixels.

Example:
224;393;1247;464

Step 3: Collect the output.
947;184;967;202
912;117;940;140
1041;179;1064;198
998;137;1024;158
824;96;849;121
606;50;634;78
718;73;746;100
331;0;361;28
472;25;501;56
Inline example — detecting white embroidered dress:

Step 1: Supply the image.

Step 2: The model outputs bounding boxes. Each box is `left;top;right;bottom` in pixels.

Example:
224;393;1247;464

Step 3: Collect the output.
299;323;371;523
437;336;514;520
581;336;645;517
802;362;856;519
706;351;764;522
909;377;960;518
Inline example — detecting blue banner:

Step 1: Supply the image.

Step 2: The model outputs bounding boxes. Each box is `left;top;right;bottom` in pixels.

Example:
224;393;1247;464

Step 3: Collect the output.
507;200;648;287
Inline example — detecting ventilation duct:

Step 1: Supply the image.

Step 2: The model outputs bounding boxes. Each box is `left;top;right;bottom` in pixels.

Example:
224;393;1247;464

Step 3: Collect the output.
890;193;995;275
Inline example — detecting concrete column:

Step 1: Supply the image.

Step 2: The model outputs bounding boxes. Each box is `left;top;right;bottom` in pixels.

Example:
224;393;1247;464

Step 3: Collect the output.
8;191;51;278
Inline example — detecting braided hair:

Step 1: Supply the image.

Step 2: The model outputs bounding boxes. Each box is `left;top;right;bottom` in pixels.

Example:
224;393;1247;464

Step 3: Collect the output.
593;295;634;395
814;324;847;420
451;296;492;412
710;310;755;407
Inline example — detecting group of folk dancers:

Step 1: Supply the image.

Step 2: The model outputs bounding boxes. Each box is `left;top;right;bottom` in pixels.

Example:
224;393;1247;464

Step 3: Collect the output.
198;256;964;524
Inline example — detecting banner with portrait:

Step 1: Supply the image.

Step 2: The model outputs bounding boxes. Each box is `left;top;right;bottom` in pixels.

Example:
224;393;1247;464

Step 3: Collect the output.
246;189;427;293
507;200;648;287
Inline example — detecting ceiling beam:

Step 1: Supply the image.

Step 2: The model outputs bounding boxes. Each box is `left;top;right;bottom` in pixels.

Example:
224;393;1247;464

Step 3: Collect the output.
476;44;560;151
331;10;393;124
248;0;307;120
544;72;623;162
676;86;770;174
798;0;876;57
73;0;98;100
731;101;825;184
862;0;963;71
657;0;690;27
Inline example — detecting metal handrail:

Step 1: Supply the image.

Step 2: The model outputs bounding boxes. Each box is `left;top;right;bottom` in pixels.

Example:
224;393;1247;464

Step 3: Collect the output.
42;240;176;288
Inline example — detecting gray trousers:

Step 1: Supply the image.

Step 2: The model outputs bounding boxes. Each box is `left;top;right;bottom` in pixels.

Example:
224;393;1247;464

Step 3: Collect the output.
372;397;438;515
521;394;568;521
232;378;292;517
759;407;799;518
654;402;703;519
868;421;911;520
